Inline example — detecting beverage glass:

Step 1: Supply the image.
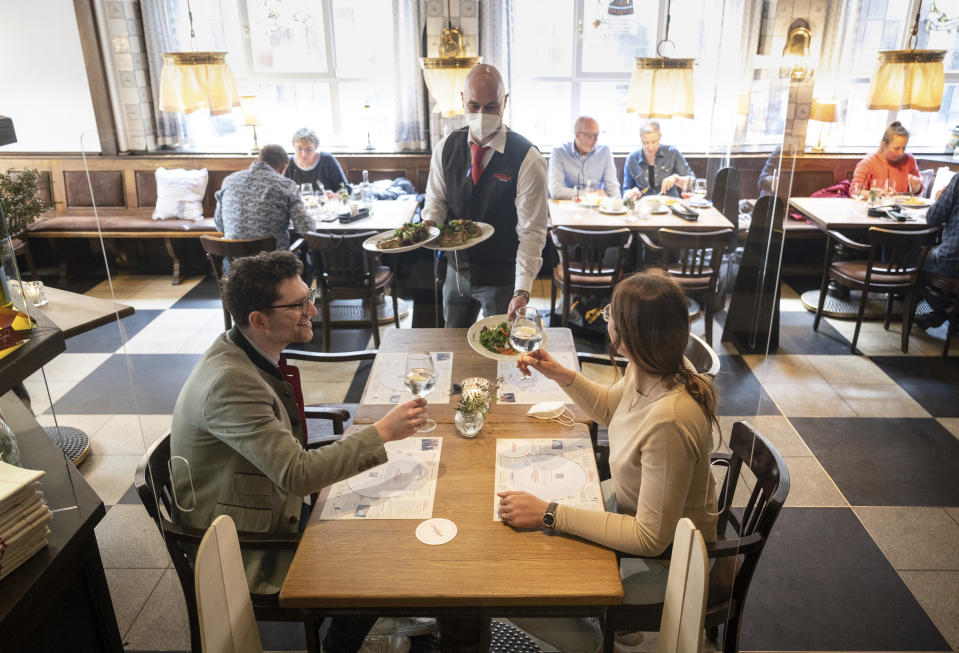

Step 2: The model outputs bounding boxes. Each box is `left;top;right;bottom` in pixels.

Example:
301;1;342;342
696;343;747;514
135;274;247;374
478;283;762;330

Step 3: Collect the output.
509;306;545;388
850;181;861;201
299;183;315;208
405;351;437;432
680;174;695;199
692;178;707;203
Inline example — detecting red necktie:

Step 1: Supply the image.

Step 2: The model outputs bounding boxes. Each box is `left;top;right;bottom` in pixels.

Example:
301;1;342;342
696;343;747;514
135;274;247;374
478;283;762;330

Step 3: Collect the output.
470;142;490;185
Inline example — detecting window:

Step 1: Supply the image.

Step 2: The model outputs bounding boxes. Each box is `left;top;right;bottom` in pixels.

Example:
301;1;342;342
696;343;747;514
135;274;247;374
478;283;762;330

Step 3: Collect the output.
166;0;398;152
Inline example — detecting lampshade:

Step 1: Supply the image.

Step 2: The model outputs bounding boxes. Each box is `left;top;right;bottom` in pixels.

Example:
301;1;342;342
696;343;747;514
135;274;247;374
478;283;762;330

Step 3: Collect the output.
420;57;482;117
608;0;634;16
810;99;837;123
240;95;260;126
867;50;946;111
159;52;241;116
626;58;696;119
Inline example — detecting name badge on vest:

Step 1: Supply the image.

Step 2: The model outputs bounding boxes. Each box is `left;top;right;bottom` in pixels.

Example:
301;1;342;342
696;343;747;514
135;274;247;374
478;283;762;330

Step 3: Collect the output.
493;173;513;182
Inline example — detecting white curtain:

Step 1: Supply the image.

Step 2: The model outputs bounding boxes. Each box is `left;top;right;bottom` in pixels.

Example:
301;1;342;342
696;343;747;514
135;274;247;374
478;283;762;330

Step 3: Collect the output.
139;0;189;147
392;0;429;150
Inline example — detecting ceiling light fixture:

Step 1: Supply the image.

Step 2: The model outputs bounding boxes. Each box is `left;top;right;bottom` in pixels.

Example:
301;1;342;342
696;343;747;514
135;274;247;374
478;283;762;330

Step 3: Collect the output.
419;0;482;117
867;8;946;111
626;0;695;119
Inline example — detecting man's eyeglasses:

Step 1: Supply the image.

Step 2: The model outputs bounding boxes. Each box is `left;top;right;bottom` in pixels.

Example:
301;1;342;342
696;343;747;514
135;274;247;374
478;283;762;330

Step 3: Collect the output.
601;304;611;323
576;131;601;139
261;288;317;312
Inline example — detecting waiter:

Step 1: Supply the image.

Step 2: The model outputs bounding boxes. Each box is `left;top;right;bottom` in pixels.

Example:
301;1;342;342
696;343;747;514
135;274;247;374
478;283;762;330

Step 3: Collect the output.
422;64;548;328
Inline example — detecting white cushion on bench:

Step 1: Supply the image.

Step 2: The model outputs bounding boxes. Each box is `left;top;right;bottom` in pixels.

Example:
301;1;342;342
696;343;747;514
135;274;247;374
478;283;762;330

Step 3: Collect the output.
153;167;208;221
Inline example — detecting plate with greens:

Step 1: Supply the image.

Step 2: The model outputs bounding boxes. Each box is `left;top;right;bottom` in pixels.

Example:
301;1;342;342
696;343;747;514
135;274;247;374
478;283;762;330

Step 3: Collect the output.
467;314;548;361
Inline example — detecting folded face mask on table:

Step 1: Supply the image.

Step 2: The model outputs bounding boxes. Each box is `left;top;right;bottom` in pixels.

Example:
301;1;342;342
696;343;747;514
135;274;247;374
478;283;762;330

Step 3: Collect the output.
527;401;574;426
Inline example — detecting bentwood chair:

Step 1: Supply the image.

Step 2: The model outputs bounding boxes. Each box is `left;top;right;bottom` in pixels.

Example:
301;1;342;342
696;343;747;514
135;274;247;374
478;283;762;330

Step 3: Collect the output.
550;226;633;327
195;515;264;653
639;228;733;347
602;421;790;653
812;226;940;353
11;235;39;280
304;231;399;351
656;518;709;653
200;235;277;330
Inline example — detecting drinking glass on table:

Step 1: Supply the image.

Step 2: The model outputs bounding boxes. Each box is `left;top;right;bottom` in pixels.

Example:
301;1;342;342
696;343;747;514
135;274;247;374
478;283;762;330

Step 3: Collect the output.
299;183;315;208
908;174;921;198
681;174;695;200
850;181;861;201
510;306;545;388
692;178;708;203
405;352;437;432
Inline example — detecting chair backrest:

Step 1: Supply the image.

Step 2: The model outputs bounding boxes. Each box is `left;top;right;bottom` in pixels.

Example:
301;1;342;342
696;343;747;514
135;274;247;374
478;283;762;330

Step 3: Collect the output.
552;226;632;285
684;332;721;378
657;518;709;653
710;167;740;224
864;227;940;280
708;420;790;643
656;228;732;282
305;231;378;289
200;235;277;282
195;516;264;653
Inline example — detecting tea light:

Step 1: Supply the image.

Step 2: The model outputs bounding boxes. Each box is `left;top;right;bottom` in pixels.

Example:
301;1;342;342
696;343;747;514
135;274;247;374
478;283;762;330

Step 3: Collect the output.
22;281;47;307
460;377;492;409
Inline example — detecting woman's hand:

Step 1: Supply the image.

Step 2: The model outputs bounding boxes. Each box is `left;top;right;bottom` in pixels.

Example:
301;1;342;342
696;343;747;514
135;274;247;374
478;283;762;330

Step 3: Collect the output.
517;348;575;385
497;491;550;528
373;398;428;443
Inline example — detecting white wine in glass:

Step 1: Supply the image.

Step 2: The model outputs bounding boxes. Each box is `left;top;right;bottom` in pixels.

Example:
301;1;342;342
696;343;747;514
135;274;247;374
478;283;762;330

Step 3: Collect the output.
405;351;437;432
510;307;545;387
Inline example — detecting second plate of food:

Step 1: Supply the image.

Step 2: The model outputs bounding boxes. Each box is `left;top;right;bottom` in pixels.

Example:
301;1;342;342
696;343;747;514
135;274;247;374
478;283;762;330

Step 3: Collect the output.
466;314;548;362
424;221;495;252
363;225;440;253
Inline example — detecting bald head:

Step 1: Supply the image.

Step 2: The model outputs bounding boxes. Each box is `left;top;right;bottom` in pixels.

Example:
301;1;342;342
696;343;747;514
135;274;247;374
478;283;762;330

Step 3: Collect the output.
573;116;600;156
462;64;507;114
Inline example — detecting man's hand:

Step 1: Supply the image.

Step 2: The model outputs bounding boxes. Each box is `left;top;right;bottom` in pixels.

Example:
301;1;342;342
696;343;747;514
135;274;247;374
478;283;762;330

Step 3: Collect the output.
507;294;528;320
373;398;428;443
660;174;678;194
497;491;550;528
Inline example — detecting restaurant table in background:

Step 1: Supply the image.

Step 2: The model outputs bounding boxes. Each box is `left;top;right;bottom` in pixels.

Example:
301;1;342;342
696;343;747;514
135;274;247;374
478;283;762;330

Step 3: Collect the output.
548;199;734;232
788;197;932;318
279;421;623;651
307;198;418;232
352;327;591;424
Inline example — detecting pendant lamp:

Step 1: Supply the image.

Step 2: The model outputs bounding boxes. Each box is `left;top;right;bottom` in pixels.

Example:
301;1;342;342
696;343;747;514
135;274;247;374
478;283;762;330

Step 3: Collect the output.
626;1;695;119
867;9;946;111
158;1;240;115
419;0;481;117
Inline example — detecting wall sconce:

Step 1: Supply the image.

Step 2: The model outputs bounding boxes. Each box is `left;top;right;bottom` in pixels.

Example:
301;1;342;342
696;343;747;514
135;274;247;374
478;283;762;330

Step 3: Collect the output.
419;0;482;117
781;19;814;82
626;0;695;119
867;9;946;111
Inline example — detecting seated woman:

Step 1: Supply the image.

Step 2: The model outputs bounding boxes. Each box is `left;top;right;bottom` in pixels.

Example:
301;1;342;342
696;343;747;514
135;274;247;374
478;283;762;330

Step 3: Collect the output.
499;273;720;651
852;121;922;196
284;127;351;195
622;120;693;198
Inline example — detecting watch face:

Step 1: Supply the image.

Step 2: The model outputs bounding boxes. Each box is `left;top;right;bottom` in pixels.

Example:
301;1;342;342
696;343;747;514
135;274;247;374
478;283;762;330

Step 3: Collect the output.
543;512;556;528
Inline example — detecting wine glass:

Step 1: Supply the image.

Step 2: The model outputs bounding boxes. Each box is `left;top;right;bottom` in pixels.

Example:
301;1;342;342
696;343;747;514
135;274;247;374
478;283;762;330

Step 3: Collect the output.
509;306;545;388
680;174;695;200
850;181;861;201
299;183;315;208
692;178;708;204
405;351;437;432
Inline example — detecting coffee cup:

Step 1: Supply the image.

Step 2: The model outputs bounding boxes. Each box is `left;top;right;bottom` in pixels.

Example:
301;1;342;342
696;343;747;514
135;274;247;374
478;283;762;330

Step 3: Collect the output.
606;198;624;212
644;196;662;213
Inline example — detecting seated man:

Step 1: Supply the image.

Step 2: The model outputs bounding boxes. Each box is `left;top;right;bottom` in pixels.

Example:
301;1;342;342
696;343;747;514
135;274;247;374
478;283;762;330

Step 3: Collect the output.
284;127;351;195
916;175;959;329
214;144;315;250
622;120;692;198
170;250;427;652
548;116;621;199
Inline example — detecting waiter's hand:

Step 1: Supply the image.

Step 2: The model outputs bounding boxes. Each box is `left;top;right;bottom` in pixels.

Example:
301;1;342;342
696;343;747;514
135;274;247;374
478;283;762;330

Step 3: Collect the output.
507;294;528;320
373;398;428;443
422;219;436;228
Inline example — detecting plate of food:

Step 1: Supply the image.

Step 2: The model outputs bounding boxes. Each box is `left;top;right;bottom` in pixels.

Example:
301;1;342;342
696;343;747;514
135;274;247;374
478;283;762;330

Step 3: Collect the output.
598;199;628;214
895;196;932;208
424;220;494;251
687;197;713;208
466;314;549;362
363;223;440;253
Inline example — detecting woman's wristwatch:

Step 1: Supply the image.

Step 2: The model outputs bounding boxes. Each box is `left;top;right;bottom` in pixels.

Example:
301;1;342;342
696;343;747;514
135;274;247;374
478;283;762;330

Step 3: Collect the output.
543;502;558;529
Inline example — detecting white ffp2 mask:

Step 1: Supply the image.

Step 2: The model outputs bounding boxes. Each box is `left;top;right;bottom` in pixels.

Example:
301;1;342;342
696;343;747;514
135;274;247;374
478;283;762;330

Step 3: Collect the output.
465;112;502;142
527;401;574;426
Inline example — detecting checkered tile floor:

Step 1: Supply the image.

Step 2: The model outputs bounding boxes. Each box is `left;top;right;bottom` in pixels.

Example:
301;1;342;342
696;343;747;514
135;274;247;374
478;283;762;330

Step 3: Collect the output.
26;274;959;652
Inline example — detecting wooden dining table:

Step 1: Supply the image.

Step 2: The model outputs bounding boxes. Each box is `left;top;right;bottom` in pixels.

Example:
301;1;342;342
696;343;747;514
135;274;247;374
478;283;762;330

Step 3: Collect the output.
307;198;418;232
788;196;931;232
548;198;734;232
279;420;623;646
352;326;594;425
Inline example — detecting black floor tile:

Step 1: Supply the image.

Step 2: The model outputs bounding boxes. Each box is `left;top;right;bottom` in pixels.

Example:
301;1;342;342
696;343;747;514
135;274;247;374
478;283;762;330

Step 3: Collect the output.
64;309;163;353
715;355;780;416
871;356;959;418
170;275;223;308
116;483;141;505
792;417;959;506
345;359;374;404
49;353;201;414
739;507;950;651
258;620;307;651
775;309;852;355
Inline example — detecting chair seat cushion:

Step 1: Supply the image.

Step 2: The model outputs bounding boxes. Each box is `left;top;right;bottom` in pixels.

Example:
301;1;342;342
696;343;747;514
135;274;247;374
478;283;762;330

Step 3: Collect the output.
29;215;218;233
643;266;713;291
553;264;615;286
832;261;913;285
373;267;393;286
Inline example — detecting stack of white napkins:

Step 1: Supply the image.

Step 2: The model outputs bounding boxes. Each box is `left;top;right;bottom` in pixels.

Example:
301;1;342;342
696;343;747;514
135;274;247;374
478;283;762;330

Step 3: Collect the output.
0;461;53;581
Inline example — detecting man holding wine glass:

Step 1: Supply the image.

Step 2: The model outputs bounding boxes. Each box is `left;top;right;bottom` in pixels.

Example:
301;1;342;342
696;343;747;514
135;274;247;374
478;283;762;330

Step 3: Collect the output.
170;250;427;653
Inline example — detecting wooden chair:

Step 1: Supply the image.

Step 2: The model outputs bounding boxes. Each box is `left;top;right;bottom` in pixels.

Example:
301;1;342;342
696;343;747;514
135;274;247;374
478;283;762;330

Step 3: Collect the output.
656;518;709;653
913;271;959;356
304;231;399;351
11;236;39;280
195;515;264;653
639;229;733;346
550;226;633;327
199;235;277;330
135;428;350;653
812;226;940;353
710;167;740;225
602;421;790;653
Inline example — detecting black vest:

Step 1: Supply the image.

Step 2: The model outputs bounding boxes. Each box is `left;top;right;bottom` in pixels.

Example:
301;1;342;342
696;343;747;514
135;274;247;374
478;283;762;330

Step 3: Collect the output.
441;126;535;287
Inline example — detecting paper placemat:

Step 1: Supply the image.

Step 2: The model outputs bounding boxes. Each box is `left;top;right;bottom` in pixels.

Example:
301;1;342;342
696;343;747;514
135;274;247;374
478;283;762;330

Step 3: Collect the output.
361;352;453;405
317;437;442;520
496;352;578;404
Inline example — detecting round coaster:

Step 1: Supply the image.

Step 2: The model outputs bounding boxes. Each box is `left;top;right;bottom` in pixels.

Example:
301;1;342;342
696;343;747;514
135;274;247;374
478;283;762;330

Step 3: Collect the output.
44;426;90;465
491;620;542;653
415;518;457;545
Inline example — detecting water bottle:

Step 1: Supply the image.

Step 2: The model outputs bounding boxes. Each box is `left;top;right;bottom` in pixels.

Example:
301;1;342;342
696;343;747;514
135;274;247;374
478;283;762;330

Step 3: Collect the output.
360;170;373;202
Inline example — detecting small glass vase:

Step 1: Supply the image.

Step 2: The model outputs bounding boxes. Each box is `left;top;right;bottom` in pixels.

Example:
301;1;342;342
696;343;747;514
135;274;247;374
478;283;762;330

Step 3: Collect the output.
455;410;484;438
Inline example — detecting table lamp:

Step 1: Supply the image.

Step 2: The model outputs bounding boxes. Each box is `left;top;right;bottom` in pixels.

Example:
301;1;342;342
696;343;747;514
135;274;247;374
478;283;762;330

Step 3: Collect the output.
240;95;260;154
809;99;837;153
